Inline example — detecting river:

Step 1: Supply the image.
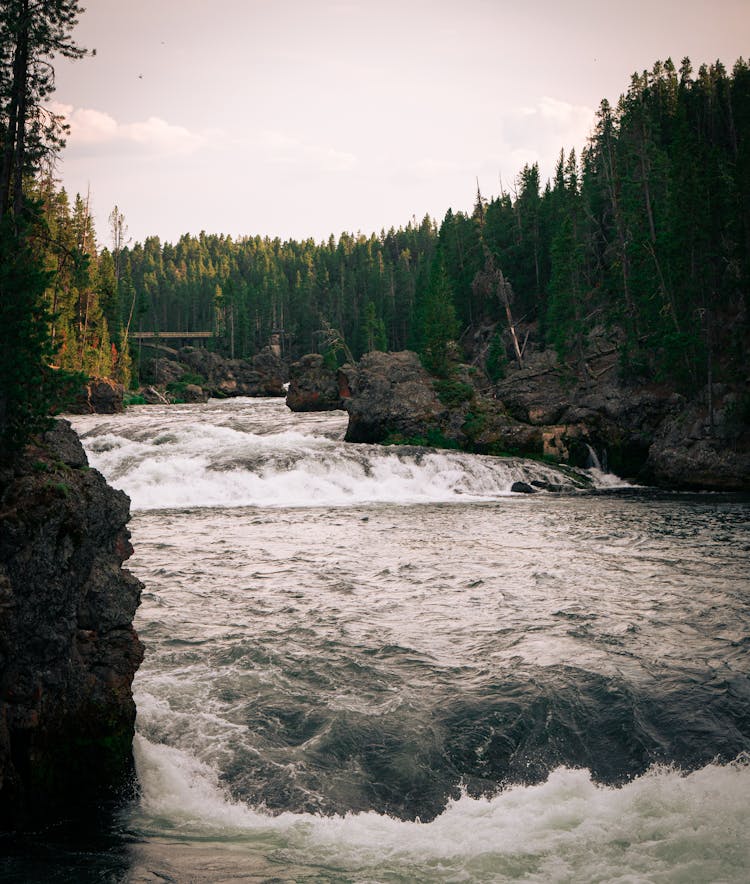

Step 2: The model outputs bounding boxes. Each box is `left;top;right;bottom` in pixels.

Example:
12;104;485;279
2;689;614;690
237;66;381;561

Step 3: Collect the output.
7;397;750;882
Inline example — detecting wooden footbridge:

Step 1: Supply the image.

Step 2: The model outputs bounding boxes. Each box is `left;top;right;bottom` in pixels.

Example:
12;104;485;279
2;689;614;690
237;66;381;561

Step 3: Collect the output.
132;331;213;342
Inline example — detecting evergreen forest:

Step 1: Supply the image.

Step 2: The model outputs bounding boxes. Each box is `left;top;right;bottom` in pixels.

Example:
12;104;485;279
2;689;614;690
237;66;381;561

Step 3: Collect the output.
41;57;750;394
3;16;750;450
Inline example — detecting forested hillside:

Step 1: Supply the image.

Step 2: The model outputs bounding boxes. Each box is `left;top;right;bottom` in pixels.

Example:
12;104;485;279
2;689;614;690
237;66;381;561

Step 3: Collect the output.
42;56;750;396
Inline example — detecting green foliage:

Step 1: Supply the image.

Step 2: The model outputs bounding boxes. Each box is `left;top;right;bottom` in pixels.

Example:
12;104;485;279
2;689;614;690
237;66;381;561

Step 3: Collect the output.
0;212;78;454
322;348;339;370
383;432;429;446
417;261;458;377
48;480;71;498
461;411;486;440
0;1;88;221
359;300;388;354
113;219;437;371
425;428;459;449
181;371;206;387
383;429;459;450
433;378;474;407
486;331;507;383
123;393;146;407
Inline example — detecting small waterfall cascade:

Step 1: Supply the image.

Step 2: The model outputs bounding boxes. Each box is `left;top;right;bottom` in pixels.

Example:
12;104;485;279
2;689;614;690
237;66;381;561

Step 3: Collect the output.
585;443;607;472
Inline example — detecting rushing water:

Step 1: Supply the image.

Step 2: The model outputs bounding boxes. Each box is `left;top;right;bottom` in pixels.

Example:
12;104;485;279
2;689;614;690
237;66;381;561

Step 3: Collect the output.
6;397;750;882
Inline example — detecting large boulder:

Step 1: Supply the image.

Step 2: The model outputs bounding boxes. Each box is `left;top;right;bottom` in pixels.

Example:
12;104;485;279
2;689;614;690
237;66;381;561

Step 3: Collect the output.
67;377;124;415
251;346;288;395
339;351;446;443
181;383;209;403
286;354;343;412
0;421;144;829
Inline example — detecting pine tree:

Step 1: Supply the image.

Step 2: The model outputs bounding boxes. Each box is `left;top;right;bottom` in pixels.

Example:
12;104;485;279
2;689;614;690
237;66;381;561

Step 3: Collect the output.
417;260;458;377
0;0;88;452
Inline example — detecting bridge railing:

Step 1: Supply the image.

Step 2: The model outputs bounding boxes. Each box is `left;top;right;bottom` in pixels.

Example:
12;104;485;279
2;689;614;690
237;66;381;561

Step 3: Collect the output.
132;331;213;340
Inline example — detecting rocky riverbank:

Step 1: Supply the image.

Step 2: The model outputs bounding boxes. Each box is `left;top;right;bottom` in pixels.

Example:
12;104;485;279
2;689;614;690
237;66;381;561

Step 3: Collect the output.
137;343;286;402
64;345;288;414
287;334;750;490
0;421;143;830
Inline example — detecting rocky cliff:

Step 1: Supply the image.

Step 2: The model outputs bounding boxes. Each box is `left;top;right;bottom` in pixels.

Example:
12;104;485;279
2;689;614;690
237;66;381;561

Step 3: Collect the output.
335;343;750;490
0;421;144;830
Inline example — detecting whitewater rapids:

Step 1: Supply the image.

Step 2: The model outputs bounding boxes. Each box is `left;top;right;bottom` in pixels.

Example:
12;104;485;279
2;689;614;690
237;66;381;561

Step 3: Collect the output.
47;397;750;883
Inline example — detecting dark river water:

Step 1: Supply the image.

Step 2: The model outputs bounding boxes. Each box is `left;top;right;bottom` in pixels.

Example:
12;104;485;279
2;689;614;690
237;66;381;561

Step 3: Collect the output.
5;398;750;882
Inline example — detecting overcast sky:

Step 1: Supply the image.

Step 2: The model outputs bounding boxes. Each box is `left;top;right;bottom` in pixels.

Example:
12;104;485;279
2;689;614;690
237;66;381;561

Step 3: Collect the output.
52;0;749;248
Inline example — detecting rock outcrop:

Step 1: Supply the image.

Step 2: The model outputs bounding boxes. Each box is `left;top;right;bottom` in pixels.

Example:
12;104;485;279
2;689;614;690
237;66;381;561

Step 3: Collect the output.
67;377;125;415
339;351;446;443
337;346;750;490
0;420;144;830
337;351;579;458
140;344;286;400
286;354;343;412
646;393;750;490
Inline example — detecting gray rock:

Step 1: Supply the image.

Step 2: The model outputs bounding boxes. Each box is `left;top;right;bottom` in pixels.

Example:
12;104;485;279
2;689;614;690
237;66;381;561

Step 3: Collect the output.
145;357;186;387
179;346;285;398
181;384;208;403
0;420;143;830
66;377;125;415
42;419;88;467
340;351;445;443
646;393;750;490
510;481;536;494
286;354;343;412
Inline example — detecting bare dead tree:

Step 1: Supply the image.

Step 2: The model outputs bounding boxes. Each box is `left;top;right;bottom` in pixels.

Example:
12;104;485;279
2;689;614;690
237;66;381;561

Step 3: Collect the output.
318;318;355;364
472;185;525;369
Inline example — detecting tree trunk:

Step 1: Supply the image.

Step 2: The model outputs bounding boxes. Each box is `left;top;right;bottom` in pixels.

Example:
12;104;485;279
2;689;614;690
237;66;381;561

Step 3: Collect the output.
12;5;29;218
0;4;27;221
498;270;524;369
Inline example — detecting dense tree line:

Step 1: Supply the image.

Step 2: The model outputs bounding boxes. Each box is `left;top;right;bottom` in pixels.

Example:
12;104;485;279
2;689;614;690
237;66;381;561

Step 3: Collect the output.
4;34;748;447
119;217;437;365
32;180;134;384
0;0;88;451
112;56;748;393
436;56;750;391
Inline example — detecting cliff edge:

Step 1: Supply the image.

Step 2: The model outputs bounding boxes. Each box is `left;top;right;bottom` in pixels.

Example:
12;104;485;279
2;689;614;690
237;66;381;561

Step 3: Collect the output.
0;420;144;830
334;344;750;491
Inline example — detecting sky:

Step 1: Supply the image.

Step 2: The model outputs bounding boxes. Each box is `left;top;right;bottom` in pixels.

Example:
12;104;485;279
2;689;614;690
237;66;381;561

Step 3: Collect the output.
51;0;749;248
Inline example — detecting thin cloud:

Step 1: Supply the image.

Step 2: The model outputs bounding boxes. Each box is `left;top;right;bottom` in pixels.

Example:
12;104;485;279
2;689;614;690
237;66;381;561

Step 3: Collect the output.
50;102;208;156
503;96;595;160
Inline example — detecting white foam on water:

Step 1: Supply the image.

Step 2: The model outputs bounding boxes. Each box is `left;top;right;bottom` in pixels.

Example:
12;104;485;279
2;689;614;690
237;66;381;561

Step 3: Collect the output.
75;415;602;512
132;733;750;882
587;466;637;490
